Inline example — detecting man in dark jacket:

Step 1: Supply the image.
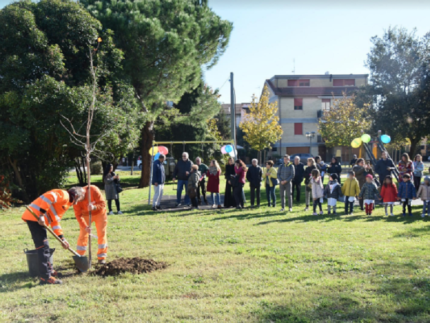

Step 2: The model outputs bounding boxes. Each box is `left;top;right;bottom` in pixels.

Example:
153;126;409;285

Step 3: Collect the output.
172;152;193;207
291;156;304;203
246;159;263;207
152;154;166;211
375;151;396;184
328;156;342;184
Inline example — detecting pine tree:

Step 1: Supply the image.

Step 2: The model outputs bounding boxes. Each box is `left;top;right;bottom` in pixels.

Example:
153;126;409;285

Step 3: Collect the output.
357;27;430;155
81;0;232;187
156;79;223;162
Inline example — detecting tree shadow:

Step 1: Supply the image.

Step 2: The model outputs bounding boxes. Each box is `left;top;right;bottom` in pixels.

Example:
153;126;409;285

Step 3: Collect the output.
255;211;429;226
211;211;288;222
124;203;240;217
254;276;430;322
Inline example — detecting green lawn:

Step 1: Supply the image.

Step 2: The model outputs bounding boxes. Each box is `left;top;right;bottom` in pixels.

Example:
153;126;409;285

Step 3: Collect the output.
2;173;430;322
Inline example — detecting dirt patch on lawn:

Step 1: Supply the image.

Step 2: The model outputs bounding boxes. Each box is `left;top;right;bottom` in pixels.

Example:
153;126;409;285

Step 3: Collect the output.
94;257;167;277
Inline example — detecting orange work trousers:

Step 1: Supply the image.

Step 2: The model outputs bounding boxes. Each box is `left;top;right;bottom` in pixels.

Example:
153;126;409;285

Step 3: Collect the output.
76;212;108;260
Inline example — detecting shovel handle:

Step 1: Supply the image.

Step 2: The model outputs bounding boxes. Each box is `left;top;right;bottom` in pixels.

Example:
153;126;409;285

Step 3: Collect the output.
25;205;81;257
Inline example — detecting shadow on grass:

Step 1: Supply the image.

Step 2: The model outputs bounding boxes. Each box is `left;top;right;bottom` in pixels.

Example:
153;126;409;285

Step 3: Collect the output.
124;203;241;217
254;277;430;322
255;212;430;226
0;260;83;293
211;210;287;222
0;271;37;292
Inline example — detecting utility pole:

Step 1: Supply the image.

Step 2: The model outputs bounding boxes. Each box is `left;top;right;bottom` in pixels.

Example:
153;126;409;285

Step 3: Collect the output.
230;72;237;157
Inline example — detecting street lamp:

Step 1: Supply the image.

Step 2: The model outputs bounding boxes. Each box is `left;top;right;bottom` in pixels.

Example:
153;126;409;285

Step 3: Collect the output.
306;131;316;154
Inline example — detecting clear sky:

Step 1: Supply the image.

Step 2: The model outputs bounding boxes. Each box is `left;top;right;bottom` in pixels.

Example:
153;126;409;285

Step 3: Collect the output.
203;0;430;103
1;0;430;103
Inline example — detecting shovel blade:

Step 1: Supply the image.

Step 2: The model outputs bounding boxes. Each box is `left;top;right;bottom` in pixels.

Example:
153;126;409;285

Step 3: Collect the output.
73;255;90;273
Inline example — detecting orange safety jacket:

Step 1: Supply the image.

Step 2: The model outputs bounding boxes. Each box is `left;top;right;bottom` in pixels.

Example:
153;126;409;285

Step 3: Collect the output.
22;189;72;237
73;185;106;228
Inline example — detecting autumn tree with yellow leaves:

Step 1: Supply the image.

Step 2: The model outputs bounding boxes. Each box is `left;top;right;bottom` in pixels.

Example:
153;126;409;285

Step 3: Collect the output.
318;95;371;148
239;86;283;164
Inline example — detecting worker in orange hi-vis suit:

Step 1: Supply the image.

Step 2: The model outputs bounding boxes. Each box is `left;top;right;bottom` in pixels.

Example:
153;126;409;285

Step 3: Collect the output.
73;185;108;264
22;187;85;285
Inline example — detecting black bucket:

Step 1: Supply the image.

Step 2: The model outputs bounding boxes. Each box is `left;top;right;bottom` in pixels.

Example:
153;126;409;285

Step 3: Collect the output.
24;248;55;277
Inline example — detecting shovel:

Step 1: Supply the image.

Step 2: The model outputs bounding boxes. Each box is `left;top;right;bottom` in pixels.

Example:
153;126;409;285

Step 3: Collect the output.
25;206;89;273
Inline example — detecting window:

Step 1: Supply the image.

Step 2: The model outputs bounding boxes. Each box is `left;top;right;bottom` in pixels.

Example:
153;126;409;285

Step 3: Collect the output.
322;99;330;111
333;79;355;86
294;123;303;135
294;98;303;110
288;79;310;86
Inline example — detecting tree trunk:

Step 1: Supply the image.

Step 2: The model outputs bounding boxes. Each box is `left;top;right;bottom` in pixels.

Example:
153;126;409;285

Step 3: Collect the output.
139;121;154;188
81;157;87;185
75;158;85;186
8;157;29;203
409;138;420;157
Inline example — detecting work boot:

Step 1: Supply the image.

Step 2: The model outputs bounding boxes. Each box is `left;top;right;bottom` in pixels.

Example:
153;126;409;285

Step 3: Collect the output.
40;276;62;285
51;269;61;278
98;259;106;265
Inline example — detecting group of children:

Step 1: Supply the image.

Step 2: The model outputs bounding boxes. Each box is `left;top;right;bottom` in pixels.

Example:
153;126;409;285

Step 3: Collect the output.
308;168;430;217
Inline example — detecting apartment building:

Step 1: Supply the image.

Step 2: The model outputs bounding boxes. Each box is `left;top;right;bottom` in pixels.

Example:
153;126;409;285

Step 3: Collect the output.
221;103;251;127
265;74;368;162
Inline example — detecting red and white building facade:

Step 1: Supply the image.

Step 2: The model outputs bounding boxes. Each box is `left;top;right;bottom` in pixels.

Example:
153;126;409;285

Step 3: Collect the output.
265;74;368;162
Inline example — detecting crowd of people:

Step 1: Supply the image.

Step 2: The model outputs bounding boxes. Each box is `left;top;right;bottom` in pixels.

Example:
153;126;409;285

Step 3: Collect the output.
20;150;428;286
151;150;430;217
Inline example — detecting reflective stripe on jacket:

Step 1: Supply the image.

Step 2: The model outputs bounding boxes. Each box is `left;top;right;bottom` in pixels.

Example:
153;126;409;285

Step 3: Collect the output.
22;189;71;236
73;185;107;228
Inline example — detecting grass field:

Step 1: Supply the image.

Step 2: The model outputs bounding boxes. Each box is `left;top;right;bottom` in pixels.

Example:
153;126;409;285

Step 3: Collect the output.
2;172;430;322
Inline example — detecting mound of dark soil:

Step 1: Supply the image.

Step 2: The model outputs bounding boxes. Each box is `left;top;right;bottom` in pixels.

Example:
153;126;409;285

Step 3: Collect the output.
94;257;167;277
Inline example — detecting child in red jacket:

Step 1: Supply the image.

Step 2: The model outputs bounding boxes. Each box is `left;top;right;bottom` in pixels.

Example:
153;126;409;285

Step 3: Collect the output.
379;175;398;216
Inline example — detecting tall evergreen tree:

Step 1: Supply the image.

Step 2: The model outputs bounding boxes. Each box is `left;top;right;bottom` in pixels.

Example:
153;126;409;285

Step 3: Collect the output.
357;27;430;155
156;79;224;162
0;0;142;200
81;0;232;187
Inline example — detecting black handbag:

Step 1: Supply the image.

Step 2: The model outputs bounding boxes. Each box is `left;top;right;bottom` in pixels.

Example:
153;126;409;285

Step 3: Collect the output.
115;180;123;194
271;178;279;186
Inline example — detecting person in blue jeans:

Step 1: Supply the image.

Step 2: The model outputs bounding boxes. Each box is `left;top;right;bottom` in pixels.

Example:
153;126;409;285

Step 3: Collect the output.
172;152;193;207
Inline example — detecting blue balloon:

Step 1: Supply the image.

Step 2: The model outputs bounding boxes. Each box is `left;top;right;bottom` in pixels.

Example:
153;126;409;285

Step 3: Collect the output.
153;152;160;160
225;145;233;153
381;134;391;144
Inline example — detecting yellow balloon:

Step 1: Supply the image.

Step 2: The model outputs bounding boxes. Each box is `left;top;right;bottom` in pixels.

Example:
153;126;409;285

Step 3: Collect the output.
351;138;362;149
148;146;159;156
